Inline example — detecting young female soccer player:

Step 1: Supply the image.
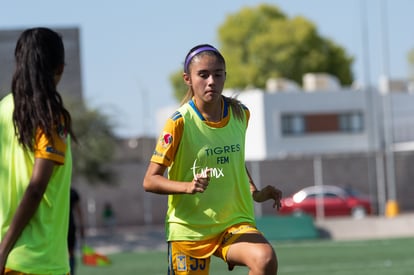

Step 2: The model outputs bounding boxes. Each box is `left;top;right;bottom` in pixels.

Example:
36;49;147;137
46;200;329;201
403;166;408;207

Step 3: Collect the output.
0;27;76;275
143;44;282;275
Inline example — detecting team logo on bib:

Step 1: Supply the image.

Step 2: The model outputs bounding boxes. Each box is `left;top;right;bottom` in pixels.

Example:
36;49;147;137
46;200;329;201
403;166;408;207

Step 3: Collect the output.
191;159;224;179
176;254;187;271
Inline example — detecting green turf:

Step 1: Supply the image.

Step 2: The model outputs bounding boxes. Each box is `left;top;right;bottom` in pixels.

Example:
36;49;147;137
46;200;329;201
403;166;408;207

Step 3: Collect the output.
76;237;414;275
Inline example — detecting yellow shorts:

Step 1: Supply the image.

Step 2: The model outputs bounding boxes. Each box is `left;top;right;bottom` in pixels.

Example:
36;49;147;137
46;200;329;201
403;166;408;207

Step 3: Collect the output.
168;223;260;274
3;268;68;275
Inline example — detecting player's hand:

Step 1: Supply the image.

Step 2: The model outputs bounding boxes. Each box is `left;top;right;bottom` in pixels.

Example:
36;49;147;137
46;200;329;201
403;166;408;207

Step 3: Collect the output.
253;185;282;210
187;169;211;194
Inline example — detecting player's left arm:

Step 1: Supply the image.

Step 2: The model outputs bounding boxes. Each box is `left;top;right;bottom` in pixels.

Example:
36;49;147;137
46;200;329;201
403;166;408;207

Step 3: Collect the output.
243;107;282;209
246;166;282;210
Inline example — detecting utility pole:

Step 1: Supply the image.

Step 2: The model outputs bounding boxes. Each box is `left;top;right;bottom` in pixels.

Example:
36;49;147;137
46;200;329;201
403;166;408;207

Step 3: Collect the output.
380;0;399;217
360;0;387;216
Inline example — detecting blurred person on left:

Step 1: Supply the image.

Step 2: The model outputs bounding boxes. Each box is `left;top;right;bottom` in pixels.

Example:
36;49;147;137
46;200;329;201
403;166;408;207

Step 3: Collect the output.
0;27;76;275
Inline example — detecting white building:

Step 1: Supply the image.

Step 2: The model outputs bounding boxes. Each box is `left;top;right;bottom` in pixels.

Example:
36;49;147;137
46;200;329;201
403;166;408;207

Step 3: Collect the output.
157;74;414;162
223;75;414;161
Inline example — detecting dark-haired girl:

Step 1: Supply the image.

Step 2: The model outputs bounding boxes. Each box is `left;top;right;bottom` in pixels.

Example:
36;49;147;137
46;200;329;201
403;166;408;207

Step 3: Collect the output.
0;27;76;275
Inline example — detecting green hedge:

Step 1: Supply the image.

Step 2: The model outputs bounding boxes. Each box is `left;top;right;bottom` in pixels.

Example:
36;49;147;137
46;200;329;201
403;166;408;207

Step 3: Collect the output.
256;215;319;240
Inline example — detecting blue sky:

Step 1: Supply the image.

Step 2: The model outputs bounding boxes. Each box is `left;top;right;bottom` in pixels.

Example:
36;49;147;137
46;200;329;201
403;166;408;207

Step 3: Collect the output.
1;0;413;137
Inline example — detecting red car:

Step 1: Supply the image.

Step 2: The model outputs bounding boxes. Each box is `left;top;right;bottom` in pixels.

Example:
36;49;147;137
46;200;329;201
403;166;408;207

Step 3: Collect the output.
279;185;372;218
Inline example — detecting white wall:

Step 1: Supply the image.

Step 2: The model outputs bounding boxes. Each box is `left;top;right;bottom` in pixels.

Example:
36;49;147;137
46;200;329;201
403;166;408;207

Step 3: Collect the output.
236;90;268;161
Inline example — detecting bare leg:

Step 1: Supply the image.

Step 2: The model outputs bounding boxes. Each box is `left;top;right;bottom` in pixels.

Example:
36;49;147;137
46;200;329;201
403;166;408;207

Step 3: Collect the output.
226;232;277;275
69;248;76;275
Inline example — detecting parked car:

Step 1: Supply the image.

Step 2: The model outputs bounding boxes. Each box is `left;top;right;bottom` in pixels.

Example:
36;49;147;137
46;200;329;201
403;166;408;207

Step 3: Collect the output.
279;185;372;218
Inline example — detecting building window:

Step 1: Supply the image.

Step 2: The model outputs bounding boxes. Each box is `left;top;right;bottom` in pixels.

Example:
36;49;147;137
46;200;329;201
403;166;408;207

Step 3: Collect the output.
282;114;305;135
339;112;364;132
281;111;364;136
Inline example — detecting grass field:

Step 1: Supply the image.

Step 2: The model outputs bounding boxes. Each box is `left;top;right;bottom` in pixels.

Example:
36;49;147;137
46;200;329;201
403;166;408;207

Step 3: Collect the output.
77;237;414;275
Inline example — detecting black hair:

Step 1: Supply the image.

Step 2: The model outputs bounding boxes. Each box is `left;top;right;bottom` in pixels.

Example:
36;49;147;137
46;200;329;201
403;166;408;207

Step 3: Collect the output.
12;27;76;150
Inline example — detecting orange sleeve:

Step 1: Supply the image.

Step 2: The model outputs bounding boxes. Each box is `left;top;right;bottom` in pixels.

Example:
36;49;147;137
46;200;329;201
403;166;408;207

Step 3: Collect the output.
34;126;67;165
151;115;184;167
245;108;250;126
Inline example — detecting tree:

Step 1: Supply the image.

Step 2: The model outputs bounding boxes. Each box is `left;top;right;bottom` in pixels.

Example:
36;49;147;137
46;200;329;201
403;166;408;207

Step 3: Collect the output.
66;99;118;185
170;4;354;100
170;70;187;104
219;4;353;89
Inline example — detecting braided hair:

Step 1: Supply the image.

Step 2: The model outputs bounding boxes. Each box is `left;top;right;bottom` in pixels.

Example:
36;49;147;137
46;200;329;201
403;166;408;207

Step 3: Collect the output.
12;27;76;150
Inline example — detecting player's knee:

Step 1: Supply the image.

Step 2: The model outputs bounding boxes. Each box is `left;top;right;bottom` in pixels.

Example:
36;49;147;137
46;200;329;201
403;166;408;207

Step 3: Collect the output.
259;252;277;273
249;245;277;274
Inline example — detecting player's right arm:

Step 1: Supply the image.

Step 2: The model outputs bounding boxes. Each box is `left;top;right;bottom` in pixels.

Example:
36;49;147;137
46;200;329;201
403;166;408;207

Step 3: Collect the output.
142;113;209;194
0;158;54;267
143;162;206;194
0;126;67;272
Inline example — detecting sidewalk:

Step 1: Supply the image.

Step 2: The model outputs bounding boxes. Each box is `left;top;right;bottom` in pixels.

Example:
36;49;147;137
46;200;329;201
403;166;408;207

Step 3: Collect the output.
315;212;414;240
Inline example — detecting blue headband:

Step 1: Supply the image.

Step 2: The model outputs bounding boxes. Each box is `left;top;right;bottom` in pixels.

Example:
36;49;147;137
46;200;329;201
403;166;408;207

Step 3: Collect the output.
184;46;220;73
